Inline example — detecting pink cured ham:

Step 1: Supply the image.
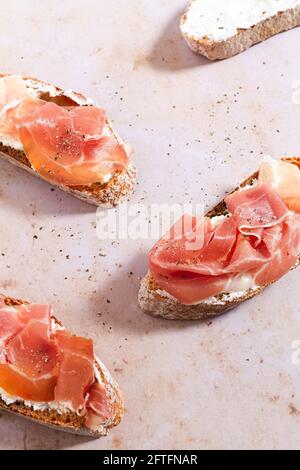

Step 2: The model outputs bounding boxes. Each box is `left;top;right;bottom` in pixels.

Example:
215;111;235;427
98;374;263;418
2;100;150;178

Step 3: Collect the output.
6;319;58;379
0;76;29;111
225;183;289;243
54;331;95;412
0;75;30;131
0;74;130;186
0;300;111;431
16;102;129;186
17;303;51;324
0;306;24;362
0;76;43;137
149;169;300;304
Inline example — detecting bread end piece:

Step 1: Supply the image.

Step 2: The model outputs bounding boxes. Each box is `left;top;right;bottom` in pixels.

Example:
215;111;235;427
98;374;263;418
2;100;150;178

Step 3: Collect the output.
181;4;300;60
0;295;124;437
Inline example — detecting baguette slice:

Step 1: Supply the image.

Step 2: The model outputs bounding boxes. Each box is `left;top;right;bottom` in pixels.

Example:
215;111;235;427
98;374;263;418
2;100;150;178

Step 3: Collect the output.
181;0;300;60
0;74;136;206
139;158;300;321
0;295;124;437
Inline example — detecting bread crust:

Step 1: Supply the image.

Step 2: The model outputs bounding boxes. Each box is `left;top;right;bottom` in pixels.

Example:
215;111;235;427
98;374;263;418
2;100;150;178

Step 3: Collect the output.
0;74;136;206
0;295;124;437
181;2;300;60
139;158;300;320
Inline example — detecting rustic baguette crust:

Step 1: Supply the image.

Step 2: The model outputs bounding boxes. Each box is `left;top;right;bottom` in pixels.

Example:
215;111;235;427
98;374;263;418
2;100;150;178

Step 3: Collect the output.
0;74;136;206
181;2;300;60
139;158;300;320
0;295;124;437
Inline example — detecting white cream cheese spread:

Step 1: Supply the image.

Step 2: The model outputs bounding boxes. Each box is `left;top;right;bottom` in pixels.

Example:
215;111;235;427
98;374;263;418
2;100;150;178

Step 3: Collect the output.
0;361;102;416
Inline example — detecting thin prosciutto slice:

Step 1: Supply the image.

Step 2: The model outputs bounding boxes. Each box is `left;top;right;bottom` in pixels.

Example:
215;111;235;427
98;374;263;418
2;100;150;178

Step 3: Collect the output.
17;303;51;324
1;74;130;186
0;75;40;137
6;319;58;379
225;183;289;242
149;170;300;305
17;102;129;186
0;306;24;361
54;331;95;412
0;302;57;401
85;382;112;431
0;75;29;120
151;270;231;305
0;364;56;401
150;215;237;277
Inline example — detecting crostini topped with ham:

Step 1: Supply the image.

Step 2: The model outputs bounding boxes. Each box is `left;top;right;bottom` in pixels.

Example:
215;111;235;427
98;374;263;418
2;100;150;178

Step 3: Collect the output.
140;158;300;316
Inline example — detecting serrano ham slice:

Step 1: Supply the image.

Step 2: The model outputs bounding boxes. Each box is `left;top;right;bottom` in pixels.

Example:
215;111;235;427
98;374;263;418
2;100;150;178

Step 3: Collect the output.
6;320;58;380
85;382;113;432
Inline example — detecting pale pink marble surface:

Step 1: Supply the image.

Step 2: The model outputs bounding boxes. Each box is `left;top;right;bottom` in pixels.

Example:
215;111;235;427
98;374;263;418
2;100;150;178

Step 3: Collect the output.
0;0;300;450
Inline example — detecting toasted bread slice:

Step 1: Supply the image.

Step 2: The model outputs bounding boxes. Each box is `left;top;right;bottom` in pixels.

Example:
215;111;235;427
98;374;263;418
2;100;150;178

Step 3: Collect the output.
0;74;136;206
139;158;300;321
181;0;300;60
0;295;124;437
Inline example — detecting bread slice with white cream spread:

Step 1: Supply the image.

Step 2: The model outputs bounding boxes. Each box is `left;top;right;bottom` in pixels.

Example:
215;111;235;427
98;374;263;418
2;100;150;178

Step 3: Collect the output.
181;0;300;60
